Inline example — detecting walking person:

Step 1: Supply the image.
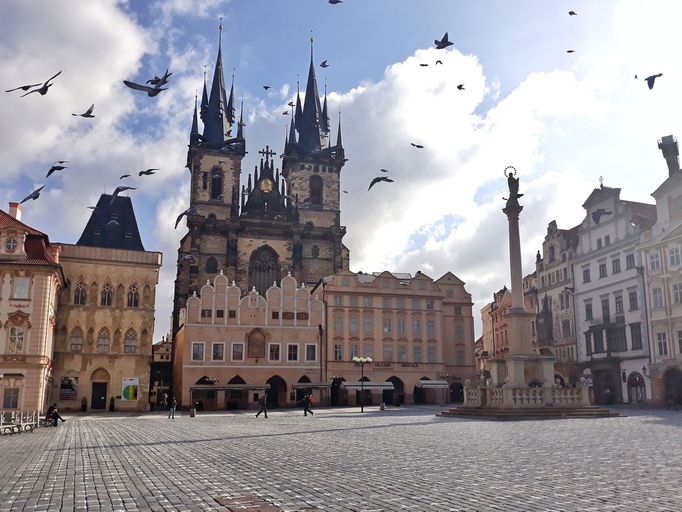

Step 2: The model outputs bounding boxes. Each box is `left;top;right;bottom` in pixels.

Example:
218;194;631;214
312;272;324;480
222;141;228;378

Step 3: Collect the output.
255;393;268;418
168;397;177;419
302;393;314;417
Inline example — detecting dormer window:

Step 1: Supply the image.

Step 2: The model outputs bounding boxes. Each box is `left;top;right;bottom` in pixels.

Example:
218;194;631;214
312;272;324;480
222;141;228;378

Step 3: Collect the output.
5;237;18;252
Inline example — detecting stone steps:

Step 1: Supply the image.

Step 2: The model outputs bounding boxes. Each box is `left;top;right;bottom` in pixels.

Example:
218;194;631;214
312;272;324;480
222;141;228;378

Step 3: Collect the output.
439;406;619;421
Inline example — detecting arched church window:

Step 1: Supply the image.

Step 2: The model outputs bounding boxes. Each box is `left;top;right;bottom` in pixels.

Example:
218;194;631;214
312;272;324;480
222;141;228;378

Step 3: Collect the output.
124;328;137;354
127;284;140;308
210;167;223;200
309;175;323;206
206;257;218;273
96;328;110;353
70;327;83;352
249;246;279;296
74;280;87;305
101;282;113;306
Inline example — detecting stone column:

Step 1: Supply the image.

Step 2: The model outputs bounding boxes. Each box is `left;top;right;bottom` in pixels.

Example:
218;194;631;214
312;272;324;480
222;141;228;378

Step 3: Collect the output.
503;200;524;312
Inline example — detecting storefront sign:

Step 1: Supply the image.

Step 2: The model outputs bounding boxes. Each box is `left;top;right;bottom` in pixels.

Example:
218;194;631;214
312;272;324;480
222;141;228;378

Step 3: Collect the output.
121;378;139;400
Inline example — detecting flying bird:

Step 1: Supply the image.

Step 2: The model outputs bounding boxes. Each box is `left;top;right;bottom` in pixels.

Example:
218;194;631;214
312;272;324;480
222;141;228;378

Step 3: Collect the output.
329;0;343;4
568;10;577;16
420;63;428;67
54;160;69;164
368;176;394;191
87;206;97;210
320;60;330;68
434;32;454;50
380;169;389;173
263;85;271;90
5;82;41;93
146;68;172;87
123;80;167;97
46;165;67;178
138;168;159;176
287;101;295;107
342;190;349;194
110;186;137;205
20;71;62;97
634;74;638;79
120;174;131;179
20;185;45;204
566;50;576;53
174;206;197;229
457;84;465;90
72;104;95;118
411;143;424;149
436;60;443;65
645;73;663;90
591;208;613;225
282;111;290;115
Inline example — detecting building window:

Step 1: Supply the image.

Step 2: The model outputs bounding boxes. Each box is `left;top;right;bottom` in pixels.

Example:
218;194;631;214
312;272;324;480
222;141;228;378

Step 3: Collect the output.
127;284;140;308
629;291;638;311
333;316;343;335
677;331;682;354
363;296;373;308
601;299;610;323
398;345;407;362
269;343;280;361
201;309;212;318
630;323;642;350
397;317;406;336
287;344;299;361
333;295;343;306
96;328;110;353
426;300;434;310
454;306;462;316
396;297;405;310
74;281;87;305
383;318;392;334
612;259;621;274
305;344;316;361
210;168;223;200
413;346;422;362
608;326;627;352
562;319;571;338
652;288;664;309
649;252;661;271
124;329;137;354
615;295;624;314
8;326;25;354
363;317;374;335
333;343;343;361
427;320;436;338
427;346;437;363
412;319;421;338
100;282;113;306
585;332;593;355
206;257;218;274
349;317;358;334
455;323;464;342
604;235;610;246
599;263;607;278
12;276;30;299
412;299;421;310
69;327;83;352
350;343;359;358
582;268;591;283
350;295;358;307
212;343;224;361
626;253;635;269
382;297;392;308
191;342;204;361
597;238;602;249
309;174;323;205
585;303;593;321
383;345;393;362
3;388;19;409
5;237;18;252
593;330;604;353
671;248;681;267
363;344;374;358
232;343;244;361
657;332;668;356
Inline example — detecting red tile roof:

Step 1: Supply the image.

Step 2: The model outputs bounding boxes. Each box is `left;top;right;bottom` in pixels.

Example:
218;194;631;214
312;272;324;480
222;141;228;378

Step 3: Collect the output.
0;209;45;236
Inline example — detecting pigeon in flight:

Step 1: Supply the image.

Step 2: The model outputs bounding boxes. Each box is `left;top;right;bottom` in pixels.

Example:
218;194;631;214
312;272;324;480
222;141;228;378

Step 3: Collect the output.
282;111;290;115
411;143;424;149
146;68;172;87
138;168;159;176
20;185;45;204
87;206;97;210
174;206;197;229
123;80;167;97
20;71;62;97
368;176;394;191
120;174;131;180
263;85;271;90
342;190;349;194
46;165;67;178
110;186;137;205
420;63;428;67
591;208;612;225
634;74;638;79
434;32;454;50
380;169;389;173
54;160;69;164
566;50;576;53
457;84;465;90
320;60;330;68
329;0;343;4
436;60;443;65
72;104;95;118
645;73;663;90
568;10;577;16
287;101;295;107
5;82;42;93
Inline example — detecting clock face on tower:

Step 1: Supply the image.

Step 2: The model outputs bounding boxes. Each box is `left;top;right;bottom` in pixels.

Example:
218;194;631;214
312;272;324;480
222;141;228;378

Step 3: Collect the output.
260;179;273;193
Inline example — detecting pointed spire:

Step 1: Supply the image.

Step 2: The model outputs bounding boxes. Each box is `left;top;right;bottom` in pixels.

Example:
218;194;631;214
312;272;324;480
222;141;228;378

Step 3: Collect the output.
200;66;209;122
336;110;343;148
294;79;303;129
254;164;259;184
288;117;297;144
236;100;244;139
227;72;236;125
190;93;200;145
285;124;289;146
203;18;231;145
321;82;330;134
299;34;324;152
247;172;252;190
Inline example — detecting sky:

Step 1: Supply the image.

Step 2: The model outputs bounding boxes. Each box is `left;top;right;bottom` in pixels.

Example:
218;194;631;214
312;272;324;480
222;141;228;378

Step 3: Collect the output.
2;0;682;341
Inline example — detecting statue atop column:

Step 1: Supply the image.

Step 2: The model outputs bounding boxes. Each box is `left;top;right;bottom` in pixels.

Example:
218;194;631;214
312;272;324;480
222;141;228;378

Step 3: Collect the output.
504;166;524;208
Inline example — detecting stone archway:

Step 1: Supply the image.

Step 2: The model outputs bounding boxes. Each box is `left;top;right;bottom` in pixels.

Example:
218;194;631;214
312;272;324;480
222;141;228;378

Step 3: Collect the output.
266;375;287;408
450;382;464;402
227;375;246;410
413;376;430;405
296;375;311;403
90;368;110;410
663;368;682;406
384;376;405;406
330;377;345;406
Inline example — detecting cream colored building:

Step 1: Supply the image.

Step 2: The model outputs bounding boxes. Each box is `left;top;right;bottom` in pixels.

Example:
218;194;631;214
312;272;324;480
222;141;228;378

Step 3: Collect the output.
174;272;325;409
322;270;477;405
0;203;64;412
52;194;162;412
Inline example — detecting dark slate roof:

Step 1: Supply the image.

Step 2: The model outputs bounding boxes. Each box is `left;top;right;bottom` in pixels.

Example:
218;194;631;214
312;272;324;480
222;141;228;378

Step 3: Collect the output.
76;194;145;251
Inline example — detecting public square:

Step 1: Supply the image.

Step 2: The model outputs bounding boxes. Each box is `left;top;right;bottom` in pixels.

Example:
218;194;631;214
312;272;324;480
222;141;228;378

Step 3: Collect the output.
1;405;681;512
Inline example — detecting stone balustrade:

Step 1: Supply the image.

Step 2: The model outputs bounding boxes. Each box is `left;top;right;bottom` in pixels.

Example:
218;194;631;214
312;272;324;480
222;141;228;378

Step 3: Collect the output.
463;384;590;409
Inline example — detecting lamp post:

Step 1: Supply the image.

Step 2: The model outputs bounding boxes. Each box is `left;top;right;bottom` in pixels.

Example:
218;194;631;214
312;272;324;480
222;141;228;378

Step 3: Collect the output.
352;355;372;412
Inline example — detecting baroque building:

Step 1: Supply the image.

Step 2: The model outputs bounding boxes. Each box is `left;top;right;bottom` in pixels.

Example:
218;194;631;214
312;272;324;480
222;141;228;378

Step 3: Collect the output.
52;194;162;411
0;203;64;412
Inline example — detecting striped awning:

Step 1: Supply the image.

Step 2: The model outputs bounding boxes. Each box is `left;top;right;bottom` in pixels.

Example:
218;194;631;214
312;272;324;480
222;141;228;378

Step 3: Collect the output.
416;380;450;389
190;384;270;391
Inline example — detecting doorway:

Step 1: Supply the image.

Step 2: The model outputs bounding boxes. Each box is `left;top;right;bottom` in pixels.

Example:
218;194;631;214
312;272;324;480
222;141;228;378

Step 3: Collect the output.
92;382;107;409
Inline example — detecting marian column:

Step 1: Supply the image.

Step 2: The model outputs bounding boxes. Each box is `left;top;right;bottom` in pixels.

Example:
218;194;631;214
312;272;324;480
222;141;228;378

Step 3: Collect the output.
503;167;525;313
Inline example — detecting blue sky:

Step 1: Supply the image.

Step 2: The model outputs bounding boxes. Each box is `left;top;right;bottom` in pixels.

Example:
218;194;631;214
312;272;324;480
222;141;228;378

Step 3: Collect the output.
2;0;681;339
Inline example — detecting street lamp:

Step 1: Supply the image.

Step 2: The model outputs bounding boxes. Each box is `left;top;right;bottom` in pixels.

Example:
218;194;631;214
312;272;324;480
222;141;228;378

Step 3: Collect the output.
352;355;372;412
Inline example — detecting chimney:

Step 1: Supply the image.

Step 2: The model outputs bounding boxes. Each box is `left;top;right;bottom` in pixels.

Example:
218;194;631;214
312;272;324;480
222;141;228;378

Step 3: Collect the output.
658;135;680;177
8;202;22;221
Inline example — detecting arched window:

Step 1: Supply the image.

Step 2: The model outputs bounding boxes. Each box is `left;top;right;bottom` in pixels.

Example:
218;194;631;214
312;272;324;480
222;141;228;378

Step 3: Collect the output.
548;246;556;263
101;282;113;306
96;328;110;353
74;280;87;305
127;284;140;308
206;257;218;273
70;327;83;352
210;167;223;200
124;329;137;354
9;327;25;354
249;246;279;296
309;175;323;206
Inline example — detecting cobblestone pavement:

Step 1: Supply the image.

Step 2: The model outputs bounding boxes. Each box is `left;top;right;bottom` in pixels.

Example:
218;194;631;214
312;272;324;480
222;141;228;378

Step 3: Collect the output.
1;405;682;511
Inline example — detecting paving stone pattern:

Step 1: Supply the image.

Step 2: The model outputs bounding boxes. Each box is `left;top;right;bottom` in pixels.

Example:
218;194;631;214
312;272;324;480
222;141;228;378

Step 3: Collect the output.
1;406;681;511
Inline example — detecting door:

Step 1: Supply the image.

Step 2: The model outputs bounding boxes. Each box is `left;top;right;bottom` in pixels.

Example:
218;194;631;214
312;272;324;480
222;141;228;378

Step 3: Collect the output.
92;382;107;409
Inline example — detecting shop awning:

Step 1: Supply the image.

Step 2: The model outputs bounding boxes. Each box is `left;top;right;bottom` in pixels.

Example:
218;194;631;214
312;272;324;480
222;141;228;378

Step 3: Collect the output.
292;383;332;389
416;380;450;389
341;382;395;391
190;384;271;391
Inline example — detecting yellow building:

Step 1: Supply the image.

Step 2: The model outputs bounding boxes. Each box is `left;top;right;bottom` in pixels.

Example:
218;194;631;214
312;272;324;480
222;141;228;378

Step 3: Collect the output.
0;203;64;412
52;194;162;412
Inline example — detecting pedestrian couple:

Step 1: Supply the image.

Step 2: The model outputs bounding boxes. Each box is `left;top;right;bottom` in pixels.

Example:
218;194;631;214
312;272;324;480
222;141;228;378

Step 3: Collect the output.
298;393;314;416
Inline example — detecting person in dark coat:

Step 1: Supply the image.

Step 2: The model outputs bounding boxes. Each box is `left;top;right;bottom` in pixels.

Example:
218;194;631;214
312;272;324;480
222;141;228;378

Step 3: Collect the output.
168;397;177;419
302;393;314;416
255;393;268;418
47;404;66;426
